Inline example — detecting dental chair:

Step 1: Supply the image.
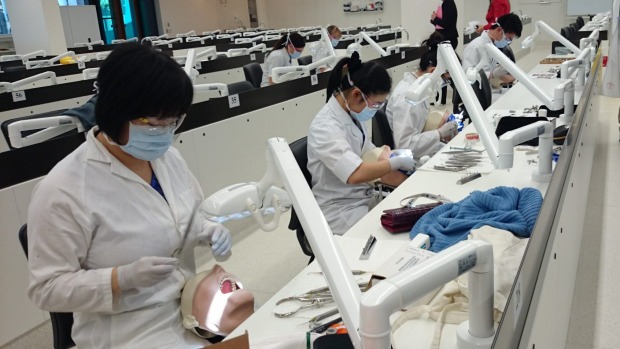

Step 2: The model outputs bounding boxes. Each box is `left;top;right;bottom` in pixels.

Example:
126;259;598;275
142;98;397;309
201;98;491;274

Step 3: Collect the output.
18;224;75;349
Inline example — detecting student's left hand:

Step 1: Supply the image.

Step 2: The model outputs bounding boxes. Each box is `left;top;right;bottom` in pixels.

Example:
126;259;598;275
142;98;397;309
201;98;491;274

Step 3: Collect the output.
198;222;232;256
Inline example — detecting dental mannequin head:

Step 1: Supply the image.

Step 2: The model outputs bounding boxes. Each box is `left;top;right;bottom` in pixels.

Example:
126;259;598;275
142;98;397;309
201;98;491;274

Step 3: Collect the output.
327;52;391;122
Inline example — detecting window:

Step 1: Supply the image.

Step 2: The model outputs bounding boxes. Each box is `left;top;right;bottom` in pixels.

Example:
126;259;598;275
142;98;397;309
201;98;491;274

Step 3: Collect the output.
58;0;89;5
0;0;10;35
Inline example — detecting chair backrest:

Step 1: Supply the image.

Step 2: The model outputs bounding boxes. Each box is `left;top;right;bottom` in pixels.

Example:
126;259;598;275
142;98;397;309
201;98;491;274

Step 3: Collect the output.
476;69;492;110
286;137;314;261
243;63;263;88
371;108;395;149
227;81;255;95
560;27;570;39
501;46;515;63
18;224;75;349
576;16;585;28
297;55;313;66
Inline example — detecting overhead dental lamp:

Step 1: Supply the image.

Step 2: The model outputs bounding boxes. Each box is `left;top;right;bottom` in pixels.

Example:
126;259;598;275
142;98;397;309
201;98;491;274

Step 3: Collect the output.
406;43;556;182
521;20;581;53
346;29;410;58
202;137;495;349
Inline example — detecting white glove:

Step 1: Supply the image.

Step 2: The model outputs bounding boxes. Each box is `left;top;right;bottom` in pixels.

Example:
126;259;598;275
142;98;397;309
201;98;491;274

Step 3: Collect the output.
198;222;232;256
388;155;416;172
117;256;178;291
438;121;458;142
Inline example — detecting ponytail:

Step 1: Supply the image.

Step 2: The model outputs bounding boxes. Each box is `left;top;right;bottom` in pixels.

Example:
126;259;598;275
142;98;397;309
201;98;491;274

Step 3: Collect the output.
421;31;444;51
270;32;306;53
326;52;391;103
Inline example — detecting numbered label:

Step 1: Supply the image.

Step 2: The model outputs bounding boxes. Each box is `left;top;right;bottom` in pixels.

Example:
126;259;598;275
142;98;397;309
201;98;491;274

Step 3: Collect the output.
306;36;310;41
195;62;202;70
250;53;256;61
88;46;93;51
401;51;406;60
201;40;205;45
168;43;173;48
228;94;240;108
12;90;26;102
77;61;86;69
310;74;318;86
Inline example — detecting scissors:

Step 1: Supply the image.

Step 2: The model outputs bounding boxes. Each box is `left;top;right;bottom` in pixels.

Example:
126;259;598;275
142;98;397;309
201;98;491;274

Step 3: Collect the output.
273;282;370;318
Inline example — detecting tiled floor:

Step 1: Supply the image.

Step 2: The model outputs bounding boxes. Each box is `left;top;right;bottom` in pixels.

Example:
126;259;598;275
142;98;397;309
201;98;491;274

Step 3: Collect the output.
4;46;620;349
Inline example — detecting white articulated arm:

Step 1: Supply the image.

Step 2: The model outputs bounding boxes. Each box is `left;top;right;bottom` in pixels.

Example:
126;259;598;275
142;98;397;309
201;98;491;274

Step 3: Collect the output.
176;30;196;38
26;51;81;69
20;50;46;64
184;49;197;78
360;240;494;349
271;66;308;83
82;68;99;80
196;47;217;60
234;36;263;44
482;43;563;110
203;30;221;36
186;35;214;42
359;32;388;57
7;115;84;148
498;120;554;182
193;83;229;97
74;40;104;49
386;43;411;55
217;33;242;39
522;21;581;55
263;34;281;41
0;71;57;94
560;47;592;87
111;37;138;44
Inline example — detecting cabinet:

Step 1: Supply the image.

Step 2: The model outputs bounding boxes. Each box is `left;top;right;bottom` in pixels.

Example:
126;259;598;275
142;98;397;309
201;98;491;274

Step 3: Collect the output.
59;5;101;47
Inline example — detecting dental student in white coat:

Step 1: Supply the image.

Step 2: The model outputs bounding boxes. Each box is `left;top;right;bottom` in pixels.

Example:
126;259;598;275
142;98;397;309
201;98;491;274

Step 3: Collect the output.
261;32;306;87
386;34;458;159
310;25;342;72
307;52;414;235
27;43;232;349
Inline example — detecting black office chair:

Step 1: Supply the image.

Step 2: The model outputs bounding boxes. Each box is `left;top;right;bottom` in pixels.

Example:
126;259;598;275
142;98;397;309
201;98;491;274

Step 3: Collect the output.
371;108;395;149
297;55;313;66
452;69;491;116
577;16;585;28
570;23;579;36
214;53;228;60
287;137;315;264
561;27;570;39
243;63;263;88
501;46;516;63
227;81;255;95
18;224;75;349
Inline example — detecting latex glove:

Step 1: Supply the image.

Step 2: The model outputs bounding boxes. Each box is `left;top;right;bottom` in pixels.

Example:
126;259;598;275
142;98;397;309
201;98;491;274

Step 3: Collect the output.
388;154;416;172
117;256;178;291
438;121;458;142
198;222;232;256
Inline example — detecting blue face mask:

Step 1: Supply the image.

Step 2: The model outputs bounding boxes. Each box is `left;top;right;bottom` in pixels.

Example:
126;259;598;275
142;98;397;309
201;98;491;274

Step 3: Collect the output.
330;38;340;47
289;50;301;59
120;123;175;161
494;33;512;48
340;90;378;123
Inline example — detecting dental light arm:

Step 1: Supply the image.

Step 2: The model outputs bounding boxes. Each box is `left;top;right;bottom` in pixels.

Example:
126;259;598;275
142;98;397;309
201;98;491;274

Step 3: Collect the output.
82;68;99;80
16;50;46;64
0;71;57;94
193;83;229;98
217;33;242;40
26;51;83;69
498;120;554;181
203;30;221;36
561;46;593;87
271;55;336;83
186;35;214;43
359;31;388;56
521;20;581;55
176;30;196;38
406;43;554;181
111;37;138;44
226;44;267;57
202;138;361;347
74;40;104;49
234;36;263;44
360;240;495;349
7;115;84;148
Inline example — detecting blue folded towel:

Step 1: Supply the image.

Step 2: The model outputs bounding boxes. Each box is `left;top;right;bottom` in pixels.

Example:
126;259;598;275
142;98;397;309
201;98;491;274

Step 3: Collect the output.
410;186;543;252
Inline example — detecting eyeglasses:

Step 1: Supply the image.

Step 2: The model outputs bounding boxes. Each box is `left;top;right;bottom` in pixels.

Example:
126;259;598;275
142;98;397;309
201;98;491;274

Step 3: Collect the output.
136;114;186;129
360;92;387;110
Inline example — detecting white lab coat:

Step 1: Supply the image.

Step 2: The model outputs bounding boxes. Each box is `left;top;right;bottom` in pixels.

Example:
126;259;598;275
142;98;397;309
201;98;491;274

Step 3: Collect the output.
27;127;211;349
307;96;376;235
462;32;508;79
386;72;444;158
310;41;336;70
261;48;292;87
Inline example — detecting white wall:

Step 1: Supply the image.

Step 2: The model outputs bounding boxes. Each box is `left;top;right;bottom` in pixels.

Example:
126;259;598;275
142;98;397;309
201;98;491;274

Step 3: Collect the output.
156;0;251;35
256;0;402;31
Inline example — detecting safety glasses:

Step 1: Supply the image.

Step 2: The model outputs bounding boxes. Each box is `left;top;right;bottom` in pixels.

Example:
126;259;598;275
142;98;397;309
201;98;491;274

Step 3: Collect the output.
136;114;186;130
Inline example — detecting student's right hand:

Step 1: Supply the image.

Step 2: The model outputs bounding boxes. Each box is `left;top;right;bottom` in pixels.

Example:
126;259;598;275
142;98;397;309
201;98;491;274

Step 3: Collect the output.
438;121;459;142
388;154;416;173
116;256;178;290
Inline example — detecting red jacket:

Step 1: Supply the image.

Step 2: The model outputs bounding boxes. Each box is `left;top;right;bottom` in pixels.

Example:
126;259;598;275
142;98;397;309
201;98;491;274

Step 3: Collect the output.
483;0;511;30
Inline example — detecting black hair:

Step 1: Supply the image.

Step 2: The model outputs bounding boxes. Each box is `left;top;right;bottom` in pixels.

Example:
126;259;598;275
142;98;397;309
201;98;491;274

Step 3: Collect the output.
270;32;306;53
326;52;392;103
421;31;444;51
419;49;438;72
95;43;193;143
496;13;522;38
